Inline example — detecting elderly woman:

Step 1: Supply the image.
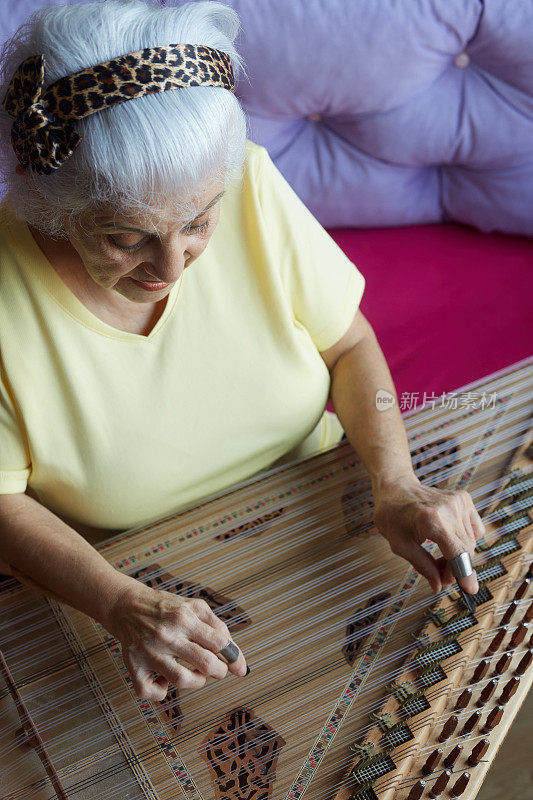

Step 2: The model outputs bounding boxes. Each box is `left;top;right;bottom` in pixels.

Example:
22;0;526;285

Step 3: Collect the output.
0;0;483;700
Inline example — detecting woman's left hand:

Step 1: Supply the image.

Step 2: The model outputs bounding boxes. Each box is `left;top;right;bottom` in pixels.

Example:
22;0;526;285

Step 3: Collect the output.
372;474;486;595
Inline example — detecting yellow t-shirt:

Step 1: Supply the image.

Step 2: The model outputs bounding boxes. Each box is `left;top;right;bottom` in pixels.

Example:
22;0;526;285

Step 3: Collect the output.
0;140;365;534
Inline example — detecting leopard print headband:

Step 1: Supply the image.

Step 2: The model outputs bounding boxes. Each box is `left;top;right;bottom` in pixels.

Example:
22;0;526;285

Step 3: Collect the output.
2;43;235;176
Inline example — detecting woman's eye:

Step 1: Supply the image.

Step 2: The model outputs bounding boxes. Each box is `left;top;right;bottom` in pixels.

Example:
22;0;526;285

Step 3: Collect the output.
184;219;210;235
108;218;210;250
108;234;146;251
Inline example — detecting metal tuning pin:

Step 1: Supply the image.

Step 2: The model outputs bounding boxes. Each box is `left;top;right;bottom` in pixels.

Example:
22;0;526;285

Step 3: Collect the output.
499;675;520;704
455;687;473;711
473;658;490;682
524;600;533;624
514;577;530;600
429;769;452;799
476;678;499;707
407;779;426;800
422;748;443;775
515;647;533;676
500;600;518;626
450;771;471;798
461;710;481;736
483;704;504;732
510;623;528;648
438;714;458;743
493;651;512;676
443;744;463;768
486;626;507;655
468;738;490;766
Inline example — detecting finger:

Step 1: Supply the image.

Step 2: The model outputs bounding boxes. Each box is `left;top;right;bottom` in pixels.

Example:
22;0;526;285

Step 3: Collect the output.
435;556;454;588
457;570;479;595
434;501;473;555
190;615;248;678
435;554;479;606
394;540;442;594
418;512;461;562
217;640;248;677
129;664;169;701
424;512;479;594
216;639;249;677
455;492;482;553
460;505;477;551
469;507;486;541
459;492;484;554
122;648;171;701
446;545;479;595
171;640;228;680
459;489;485;537
192;598;229;631
155;657;208;690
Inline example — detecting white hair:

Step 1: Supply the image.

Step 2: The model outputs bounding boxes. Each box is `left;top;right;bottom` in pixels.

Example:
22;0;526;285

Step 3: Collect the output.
0;0;249;236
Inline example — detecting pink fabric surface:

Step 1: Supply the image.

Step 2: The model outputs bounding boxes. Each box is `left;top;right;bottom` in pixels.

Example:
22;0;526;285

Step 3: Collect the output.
326;224;532;402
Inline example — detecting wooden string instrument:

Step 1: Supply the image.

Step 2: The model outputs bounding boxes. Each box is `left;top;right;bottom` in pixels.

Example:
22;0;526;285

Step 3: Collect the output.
0;359;531;800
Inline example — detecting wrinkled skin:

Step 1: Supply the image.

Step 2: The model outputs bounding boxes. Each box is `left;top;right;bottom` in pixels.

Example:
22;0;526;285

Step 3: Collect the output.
373;475;484;594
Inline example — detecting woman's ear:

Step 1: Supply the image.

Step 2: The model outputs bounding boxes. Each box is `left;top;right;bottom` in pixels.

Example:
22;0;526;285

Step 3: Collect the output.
15;164;25;176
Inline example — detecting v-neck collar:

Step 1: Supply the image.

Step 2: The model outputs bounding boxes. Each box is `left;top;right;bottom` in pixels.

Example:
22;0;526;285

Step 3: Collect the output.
1;200;183;343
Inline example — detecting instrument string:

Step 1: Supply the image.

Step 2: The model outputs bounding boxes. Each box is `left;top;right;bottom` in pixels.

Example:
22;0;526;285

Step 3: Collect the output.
1;494;528;764
3;560;528;796
1;472;528;764
0;367;530;798
13;580;528;784
0;405;528;651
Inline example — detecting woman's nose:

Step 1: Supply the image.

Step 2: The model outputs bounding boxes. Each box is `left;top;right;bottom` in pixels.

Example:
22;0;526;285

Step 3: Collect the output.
148;241;190;283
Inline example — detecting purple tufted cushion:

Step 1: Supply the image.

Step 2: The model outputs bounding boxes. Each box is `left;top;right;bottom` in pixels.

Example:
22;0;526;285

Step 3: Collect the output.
1;0;532;235
180;0;533;236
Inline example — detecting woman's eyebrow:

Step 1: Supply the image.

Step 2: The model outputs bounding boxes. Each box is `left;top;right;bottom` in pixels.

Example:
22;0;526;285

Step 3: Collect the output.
99;224;150;234
195;189;225;217
97;190;225;233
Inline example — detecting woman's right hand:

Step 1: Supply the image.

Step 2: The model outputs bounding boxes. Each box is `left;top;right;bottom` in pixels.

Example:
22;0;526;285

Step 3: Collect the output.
104;579;248;700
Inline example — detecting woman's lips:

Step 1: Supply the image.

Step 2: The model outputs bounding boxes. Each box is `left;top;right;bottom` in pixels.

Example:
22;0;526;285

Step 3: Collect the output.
131;278;170;292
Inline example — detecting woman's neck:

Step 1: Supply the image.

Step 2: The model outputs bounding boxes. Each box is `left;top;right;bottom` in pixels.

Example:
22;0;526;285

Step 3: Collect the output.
28;225;166;336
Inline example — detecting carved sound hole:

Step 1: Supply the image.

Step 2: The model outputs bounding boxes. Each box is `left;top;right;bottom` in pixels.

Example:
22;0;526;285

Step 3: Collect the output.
215;508;284;541
159;685;183;732
200;707;286;800
343;593;391;665
131;564;251;733
411;437;459;483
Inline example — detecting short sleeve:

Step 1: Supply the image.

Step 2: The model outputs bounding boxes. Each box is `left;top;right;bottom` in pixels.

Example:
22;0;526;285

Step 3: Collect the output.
0;358;31;494
254;145;365;351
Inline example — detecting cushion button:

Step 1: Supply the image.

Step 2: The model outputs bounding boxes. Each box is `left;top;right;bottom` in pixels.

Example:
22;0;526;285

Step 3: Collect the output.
454;52;470;68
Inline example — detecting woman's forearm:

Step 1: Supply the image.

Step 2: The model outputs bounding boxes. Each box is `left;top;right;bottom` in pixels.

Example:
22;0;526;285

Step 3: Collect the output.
328;323;483;595
0;493;134;626
0;493;249;698
330;325;416;491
